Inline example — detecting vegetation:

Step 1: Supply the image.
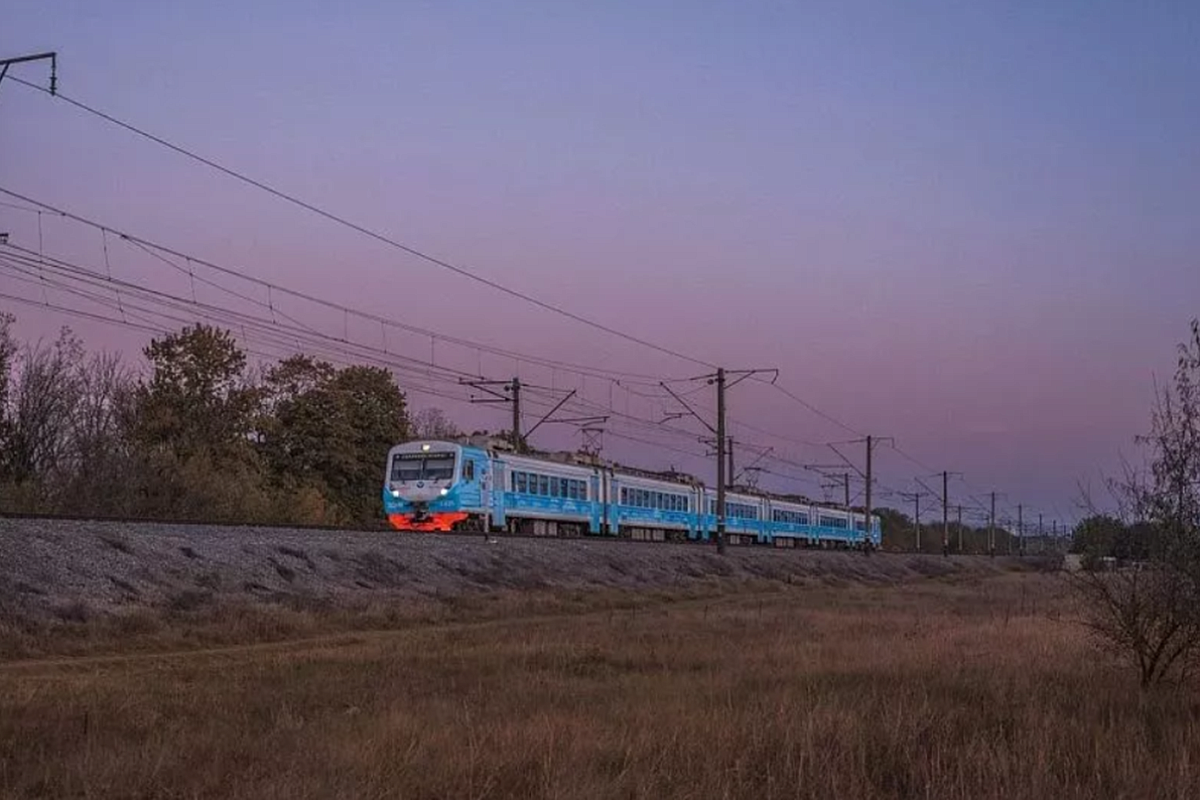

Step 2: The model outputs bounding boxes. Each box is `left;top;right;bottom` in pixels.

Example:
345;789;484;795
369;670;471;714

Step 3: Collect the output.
5;571;1199;799
0;318;411;526
875;506;1024;555
1070;319;1200;685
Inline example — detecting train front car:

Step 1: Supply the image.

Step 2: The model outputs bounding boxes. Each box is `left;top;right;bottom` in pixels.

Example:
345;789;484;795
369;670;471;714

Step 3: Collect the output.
383;441;487;532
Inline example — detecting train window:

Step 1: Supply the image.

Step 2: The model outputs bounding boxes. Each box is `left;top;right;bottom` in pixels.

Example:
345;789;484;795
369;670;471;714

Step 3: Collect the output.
423;454;455;481
463;460;474;481
391;456;422;483
515;472;526;493
550;478;559;497
538;475;549;496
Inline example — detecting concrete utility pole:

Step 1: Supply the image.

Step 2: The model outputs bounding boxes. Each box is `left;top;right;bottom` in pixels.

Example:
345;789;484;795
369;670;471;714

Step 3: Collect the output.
957;504;963;553
989;492;996;557
915;491;920;552
943;471;950;557
900;491;926;552
727;436;734;490
511;377;522;452
1018;504;1024;556
826;436;890;552
844;473;851;508
662;367;778;556
716;368;727;554
864;435;873;551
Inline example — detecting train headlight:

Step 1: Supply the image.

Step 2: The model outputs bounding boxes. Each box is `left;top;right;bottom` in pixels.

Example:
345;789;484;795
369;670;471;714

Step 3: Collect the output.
390;489;401;498
440;488;450;496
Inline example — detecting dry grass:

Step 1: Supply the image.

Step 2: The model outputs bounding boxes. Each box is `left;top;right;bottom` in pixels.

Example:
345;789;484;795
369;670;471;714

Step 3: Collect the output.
1;570;1197;798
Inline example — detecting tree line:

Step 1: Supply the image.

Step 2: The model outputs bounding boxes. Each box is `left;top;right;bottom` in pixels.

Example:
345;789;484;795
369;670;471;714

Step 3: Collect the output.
0;315;446;527
874;507;1022;555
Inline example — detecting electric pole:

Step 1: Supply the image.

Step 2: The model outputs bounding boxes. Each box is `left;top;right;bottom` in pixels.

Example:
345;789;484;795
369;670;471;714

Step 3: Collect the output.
900;491;926;552
826;436;890;552
662;367;778;556
957;504;963;553
462;377;601;455
511;377;522;453
943;471;949;557
864;435;873;551
989;492;996;557
844;473;851;508
716;368;727;554
1018;504;1024;556
727;436;734;490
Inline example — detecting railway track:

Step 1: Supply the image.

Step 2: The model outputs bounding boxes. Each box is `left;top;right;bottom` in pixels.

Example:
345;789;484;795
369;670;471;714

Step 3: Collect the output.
0;510;902;553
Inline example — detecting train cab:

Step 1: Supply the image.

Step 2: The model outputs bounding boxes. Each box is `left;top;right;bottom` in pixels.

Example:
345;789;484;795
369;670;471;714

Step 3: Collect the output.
382;441;489;531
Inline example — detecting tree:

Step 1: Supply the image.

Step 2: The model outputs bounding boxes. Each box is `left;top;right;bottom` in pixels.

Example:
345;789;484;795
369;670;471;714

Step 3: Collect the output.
2;328;84;492
55;351;139;516
1072;514;1125;567
410;406;461;440
1071;319;1200;686
130;324;269;521
0;313;16;463
135;324;260;465
259;356;408;524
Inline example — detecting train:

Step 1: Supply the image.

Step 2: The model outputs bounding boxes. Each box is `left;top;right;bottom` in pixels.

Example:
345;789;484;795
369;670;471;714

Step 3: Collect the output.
382;439;882;548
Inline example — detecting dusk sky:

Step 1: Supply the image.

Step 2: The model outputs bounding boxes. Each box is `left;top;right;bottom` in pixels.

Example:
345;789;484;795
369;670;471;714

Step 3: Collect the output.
4;1;1200;528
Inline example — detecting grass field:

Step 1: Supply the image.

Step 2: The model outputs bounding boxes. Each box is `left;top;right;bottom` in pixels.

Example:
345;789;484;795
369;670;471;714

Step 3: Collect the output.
1;566;1197;799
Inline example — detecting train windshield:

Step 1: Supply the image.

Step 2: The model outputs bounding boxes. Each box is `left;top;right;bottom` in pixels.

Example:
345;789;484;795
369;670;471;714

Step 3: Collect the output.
391;452;457;482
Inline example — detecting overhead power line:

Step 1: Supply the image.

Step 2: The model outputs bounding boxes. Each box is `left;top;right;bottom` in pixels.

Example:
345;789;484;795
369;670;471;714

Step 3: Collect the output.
7;75;713;369
0;186;679;386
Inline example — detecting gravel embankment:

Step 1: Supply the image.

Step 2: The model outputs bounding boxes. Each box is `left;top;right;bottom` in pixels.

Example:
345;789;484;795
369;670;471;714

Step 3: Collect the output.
0;518;1046;621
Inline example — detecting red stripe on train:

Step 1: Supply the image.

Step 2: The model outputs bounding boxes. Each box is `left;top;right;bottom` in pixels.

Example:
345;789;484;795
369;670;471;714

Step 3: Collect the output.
388;512;469;532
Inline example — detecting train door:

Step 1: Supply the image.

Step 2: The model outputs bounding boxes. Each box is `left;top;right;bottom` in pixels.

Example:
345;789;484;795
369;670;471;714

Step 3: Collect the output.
602;468;613;535
490;460;507;530
477;456;491;516
589;469;602;534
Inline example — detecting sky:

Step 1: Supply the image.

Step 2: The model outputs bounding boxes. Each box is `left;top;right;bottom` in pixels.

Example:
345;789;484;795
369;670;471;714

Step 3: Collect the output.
3;0;1199;528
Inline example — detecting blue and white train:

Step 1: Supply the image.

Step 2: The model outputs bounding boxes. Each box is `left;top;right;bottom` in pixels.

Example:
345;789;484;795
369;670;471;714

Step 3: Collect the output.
382;440;881;548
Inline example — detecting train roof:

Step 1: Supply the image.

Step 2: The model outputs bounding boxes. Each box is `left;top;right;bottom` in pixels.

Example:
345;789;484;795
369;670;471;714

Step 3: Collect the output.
431;435;879;517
